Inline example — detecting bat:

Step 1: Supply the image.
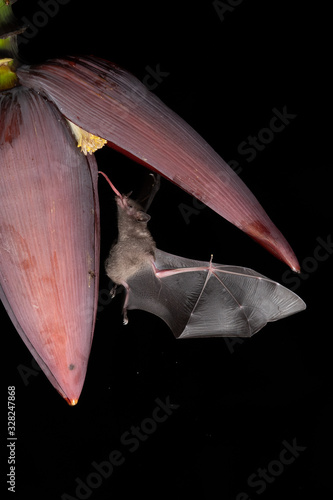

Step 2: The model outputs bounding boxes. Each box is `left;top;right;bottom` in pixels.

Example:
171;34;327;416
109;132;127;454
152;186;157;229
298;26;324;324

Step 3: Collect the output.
100;172;306;339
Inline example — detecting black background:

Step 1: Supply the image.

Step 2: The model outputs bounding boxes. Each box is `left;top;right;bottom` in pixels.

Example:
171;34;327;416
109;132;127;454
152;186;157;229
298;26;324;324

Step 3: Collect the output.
1;1;331;499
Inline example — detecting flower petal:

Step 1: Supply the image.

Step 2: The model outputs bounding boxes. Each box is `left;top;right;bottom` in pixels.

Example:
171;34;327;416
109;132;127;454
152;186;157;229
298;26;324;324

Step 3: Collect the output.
17;56;299;271
0;87;100;403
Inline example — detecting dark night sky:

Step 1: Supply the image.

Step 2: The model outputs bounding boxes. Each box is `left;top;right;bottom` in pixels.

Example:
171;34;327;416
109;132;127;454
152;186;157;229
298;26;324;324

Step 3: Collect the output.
1;1;331;499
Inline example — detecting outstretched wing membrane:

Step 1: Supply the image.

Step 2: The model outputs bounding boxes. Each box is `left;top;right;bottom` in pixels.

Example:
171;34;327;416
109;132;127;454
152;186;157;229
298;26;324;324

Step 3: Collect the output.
126;249;306;338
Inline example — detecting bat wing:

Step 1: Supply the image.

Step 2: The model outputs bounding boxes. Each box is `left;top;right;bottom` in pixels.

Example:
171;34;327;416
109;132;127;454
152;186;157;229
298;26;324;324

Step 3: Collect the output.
125;249;306;338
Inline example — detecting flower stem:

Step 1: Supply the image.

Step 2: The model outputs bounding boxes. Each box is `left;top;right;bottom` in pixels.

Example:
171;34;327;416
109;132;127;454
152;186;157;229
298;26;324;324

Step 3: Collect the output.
0;0;24;90
0;57;17;90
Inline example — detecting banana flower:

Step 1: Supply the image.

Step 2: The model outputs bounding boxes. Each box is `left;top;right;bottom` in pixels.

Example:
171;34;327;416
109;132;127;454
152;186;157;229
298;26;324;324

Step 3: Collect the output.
0;1;300;405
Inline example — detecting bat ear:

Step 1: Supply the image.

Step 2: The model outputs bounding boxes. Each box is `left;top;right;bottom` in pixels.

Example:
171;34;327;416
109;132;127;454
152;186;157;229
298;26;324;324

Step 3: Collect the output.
136;211;151;222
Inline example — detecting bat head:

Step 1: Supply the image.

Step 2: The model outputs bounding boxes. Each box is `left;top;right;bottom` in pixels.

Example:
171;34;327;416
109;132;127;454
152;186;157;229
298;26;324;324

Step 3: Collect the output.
116;195;151;223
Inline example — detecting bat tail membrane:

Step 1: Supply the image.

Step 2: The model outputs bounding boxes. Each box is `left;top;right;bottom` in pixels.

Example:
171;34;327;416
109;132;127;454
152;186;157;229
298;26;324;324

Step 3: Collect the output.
126;250;306;339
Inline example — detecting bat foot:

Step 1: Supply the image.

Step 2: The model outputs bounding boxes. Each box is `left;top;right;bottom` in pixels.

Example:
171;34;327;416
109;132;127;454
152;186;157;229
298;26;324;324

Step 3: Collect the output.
110;285;117;299
123;310;129;325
